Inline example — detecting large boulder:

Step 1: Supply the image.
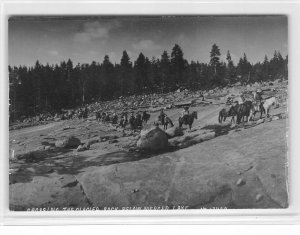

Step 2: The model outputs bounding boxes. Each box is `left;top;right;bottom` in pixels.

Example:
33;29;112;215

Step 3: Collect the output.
165;126;184;139
55;136;81;148
137;127;168;151
140;126;157;137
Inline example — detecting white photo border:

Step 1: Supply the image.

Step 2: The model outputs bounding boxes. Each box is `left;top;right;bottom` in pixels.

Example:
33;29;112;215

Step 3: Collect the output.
1;0;300;225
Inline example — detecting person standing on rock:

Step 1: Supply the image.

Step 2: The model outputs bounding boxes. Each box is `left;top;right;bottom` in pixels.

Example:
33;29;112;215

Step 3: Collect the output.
159;108;166;125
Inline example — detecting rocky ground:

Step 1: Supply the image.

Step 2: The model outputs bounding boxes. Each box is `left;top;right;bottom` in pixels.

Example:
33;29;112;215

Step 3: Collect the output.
9;80;288;210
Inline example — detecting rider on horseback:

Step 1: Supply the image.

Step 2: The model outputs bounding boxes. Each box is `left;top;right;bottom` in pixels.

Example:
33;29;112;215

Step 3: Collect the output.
256;89;263;102
112;112;118;124
181;106;189;124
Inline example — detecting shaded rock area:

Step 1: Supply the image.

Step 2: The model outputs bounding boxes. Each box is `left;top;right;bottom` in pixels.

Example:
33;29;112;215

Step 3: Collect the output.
165;126;184;139
55;136;81;148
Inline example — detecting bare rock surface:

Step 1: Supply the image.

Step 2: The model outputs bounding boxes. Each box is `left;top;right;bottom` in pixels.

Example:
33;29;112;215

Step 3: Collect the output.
75;119;287;209
9;81;288;210
10;174;91;210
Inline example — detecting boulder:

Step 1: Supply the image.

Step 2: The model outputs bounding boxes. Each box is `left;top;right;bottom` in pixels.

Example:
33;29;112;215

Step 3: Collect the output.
109;139;118;144
272;116;280;121
256;193;264;202
158;98;165;103
165;126;184;138
279;113;288;119
137;127;169;151
236;178;246;186
164;104;171;109
83;143;90;150
55;136;81;148
140;126;157;137
76;145;85;152
76;143;90;152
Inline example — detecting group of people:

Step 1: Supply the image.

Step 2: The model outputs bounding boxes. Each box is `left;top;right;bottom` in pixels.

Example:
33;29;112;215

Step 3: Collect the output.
226;89;263;106
156;107;193;130
96;110;151;130
96;112;118;124
157;107;189;124
219;88;279;124
77;106;89;119
61;106;89;120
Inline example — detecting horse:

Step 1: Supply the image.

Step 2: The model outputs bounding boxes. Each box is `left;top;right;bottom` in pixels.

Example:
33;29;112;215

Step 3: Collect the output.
66;110;74;120
120;118;128;128
263;97;279;117
119;113;128;128
134;114;143;130
154;113;165;126
178;111;197;130
142;111;150;123
249;101;265;121
218;106;236;124
229;101;252;124
162;116;174;130
104;114;111;122
95;111;101;121
129;115;135;130
82;108;88;119
112;114;118;124
77;110;84;119
100;112;106;122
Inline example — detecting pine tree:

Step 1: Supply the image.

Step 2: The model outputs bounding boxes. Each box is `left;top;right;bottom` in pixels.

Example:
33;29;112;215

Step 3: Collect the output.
170;44;185;88
262;55;269;81
101;55;116;99
149;57;161;92
237;53;252;84
160;50;171;92
134;53;149;94
209;43;221;76
225;50;236;84
120;50;133;96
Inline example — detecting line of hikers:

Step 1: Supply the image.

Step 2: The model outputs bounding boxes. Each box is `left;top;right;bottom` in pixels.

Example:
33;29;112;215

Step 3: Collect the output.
95;105;196;131
95;110;151;130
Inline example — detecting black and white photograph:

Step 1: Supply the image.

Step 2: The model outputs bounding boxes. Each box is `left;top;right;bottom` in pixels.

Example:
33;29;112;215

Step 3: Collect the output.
8;15;288;211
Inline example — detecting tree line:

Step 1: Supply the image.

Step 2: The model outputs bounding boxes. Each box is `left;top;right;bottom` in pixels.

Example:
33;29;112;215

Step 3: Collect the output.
9;43;288;120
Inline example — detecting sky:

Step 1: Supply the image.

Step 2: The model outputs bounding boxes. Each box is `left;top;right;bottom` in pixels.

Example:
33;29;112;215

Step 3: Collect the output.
8;15;288;67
